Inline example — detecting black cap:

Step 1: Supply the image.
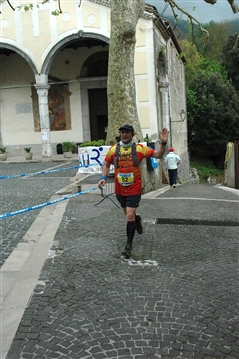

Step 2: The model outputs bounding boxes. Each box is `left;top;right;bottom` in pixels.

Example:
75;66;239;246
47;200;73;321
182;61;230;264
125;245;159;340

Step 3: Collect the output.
118;124;134;132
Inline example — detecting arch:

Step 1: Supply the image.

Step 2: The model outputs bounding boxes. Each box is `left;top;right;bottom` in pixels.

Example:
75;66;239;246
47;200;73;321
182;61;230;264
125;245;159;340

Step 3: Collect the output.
41;32;110;75
80;51;108;77
0;43;37;75
157;50;166;76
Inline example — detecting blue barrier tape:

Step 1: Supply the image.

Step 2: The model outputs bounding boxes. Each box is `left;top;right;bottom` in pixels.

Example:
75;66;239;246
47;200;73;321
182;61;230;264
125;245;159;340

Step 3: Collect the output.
0;165;85;180
0;187;98;219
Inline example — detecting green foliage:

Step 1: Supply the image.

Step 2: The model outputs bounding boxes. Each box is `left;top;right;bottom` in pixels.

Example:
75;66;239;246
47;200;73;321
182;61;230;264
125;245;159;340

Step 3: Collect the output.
62;142;75;152
191;21;231;61
186;88;202;128
51;10;60;16
16;3;38;11
0;147;7;153
178;52;186;60
180;40;203;86
79;139;105;147
181;40;228;86
171;17;236;65
24;147;32;153
16;2;59;15
222;33;239;91
199;58;228;80
172;18;239;171
187;71;239;167
167;16;238;39
190;158;223;180
182;28;239;169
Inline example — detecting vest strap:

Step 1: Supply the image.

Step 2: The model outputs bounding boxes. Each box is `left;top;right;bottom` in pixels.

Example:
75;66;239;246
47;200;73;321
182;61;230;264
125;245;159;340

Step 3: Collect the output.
114;143;140;168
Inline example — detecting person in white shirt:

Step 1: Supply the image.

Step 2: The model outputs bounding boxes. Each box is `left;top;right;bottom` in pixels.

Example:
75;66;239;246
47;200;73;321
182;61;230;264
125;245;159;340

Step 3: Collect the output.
164;147;181;188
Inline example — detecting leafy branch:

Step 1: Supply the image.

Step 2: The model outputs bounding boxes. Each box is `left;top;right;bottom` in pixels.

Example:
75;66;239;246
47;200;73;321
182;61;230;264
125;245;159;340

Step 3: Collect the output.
165;0;209;55
1;0;78;15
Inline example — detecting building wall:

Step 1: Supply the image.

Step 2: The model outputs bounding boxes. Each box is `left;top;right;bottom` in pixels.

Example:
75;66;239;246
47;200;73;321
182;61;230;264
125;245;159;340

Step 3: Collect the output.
167;41;189;179
0;0;187;161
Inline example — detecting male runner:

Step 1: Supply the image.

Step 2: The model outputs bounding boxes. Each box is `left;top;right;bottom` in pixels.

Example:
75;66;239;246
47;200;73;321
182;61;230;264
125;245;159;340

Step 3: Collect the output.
98;124;168;258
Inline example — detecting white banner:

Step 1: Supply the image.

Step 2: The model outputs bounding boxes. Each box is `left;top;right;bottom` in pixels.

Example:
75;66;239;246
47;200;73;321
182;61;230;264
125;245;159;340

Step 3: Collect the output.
78;142;149;174
78;146;111;174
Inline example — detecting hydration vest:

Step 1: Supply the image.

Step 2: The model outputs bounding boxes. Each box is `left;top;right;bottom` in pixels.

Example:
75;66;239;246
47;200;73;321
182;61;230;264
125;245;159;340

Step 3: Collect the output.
113;142;140;168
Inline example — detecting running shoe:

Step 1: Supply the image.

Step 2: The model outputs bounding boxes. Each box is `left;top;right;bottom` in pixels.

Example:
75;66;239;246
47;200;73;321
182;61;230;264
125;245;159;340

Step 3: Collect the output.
122;243;132;258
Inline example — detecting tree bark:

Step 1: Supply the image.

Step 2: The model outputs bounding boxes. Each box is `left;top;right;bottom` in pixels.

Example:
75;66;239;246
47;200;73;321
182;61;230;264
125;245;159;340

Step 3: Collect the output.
106;0;145;145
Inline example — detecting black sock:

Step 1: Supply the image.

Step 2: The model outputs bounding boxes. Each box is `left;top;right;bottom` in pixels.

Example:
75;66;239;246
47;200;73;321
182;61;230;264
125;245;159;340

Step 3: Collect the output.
126;221;136;245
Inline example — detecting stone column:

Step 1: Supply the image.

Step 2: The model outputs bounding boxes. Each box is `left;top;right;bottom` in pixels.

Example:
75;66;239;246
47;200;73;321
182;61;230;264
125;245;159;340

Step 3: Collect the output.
159;85;170;129
35;74;52;160
159;85;171;146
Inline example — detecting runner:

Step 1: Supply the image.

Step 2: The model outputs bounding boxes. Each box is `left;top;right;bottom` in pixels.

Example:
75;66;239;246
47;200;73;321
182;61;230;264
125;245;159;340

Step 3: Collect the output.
98;124;169;258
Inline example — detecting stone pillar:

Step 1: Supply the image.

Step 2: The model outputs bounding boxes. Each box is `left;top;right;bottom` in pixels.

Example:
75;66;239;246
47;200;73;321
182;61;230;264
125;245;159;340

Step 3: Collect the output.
35;74;52;160
159;86;170;127
159;85;171;145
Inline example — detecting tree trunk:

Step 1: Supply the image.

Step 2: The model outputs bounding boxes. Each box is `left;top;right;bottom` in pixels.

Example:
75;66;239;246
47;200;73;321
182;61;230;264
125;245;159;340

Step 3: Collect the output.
106;0;145;145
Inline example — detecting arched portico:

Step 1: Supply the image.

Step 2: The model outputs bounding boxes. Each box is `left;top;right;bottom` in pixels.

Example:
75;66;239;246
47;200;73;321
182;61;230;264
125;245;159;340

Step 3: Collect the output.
0;1;187;167
41;32;110;75
32;32;110;156
0;44;38;151
32;31;109;156
0;34;110;156
0;43;38;75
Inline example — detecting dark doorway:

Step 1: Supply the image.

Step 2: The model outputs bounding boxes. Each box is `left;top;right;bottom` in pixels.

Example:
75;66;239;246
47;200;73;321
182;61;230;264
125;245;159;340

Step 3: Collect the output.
88;88;108;140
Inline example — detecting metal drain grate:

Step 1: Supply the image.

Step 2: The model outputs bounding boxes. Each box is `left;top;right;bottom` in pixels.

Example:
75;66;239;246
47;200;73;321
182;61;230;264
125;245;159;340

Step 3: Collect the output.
156;218;239;227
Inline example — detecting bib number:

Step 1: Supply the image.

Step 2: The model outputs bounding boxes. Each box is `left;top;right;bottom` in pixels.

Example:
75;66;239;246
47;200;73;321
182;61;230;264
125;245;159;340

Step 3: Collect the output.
118;173;134;186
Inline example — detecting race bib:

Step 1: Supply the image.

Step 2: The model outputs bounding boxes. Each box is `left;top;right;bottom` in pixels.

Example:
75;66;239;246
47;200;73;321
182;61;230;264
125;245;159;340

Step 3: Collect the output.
118;173;134;186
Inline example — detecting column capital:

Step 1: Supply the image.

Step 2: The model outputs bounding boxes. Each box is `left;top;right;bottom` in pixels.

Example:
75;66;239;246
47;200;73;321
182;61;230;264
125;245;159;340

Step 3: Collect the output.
34;83;50;94
159;84;169;94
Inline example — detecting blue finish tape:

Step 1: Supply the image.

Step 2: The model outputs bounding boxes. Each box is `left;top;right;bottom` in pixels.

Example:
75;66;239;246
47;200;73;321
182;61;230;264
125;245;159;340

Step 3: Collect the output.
0;187;98;219
0;165;84;180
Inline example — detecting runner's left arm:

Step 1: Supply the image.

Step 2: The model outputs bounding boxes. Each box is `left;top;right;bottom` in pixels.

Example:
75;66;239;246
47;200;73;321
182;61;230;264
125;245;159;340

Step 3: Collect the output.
152;127;169;159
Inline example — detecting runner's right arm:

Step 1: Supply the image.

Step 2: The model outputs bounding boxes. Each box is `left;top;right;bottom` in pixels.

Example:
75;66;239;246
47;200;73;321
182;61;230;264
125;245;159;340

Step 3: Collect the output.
98;162;111;189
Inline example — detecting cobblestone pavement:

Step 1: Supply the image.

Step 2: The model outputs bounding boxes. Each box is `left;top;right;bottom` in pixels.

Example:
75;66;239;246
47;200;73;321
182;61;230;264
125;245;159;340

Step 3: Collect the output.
0;161;79;266
1;162;239;359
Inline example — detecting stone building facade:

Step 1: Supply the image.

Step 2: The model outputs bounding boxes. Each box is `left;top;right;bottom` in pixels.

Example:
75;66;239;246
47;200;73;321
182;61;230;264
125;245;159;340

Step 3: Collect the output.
0;0;189;180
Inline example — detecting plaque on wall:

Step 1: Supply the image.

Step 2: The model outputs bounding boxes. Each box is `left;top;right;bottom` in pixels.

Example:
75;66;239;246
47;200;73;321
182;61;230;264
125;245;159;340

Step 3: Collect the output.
15;103;33;114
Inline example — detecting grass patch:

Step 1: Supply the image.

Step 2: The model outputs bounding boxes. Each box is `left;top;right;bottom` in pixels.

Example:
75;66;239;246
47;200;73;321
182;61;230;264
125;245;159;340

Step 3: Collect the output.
190;157;224;181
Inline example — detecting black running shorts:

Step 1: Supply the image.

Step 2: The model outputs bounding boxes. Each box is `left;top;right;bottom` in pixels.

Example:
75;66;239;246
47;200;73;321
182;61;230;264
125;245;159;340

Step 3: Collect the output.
116;194;141;208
